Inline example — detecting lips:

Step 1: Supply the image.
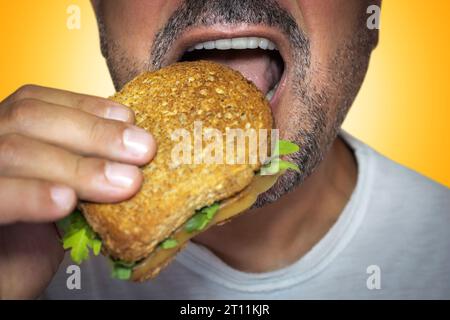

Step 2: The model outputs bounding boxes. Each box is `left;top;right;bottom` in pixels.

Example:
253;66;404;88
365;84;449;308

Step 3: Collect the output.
166;27;288;105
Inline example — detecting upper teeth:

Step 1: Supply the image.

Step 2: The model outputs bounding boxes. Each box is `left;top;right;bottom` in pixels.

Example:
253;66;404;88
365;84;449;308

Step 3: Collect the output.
187;37;277;52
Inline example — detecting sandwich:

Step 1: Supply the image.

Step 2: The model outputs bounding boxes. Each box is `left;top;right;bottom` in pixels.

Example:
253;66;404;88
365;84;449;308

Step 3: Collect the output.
58;60;299;281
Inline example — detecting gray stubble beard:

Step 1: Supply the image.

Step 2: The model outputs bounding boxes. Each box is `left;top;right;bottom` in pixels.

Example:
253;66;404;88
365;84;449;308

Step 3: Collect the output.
96;0;376;208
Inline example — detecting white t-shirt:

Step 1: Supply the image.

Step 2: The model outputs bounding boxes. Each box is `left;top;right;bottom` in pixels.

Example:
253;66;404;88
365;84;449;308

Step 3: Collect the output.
44;132;450;299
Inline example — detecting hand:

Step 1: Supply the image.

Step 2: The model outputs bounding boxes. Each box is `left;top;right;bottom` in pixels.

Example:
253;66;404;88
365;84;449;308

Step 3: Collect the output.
0;85;156;298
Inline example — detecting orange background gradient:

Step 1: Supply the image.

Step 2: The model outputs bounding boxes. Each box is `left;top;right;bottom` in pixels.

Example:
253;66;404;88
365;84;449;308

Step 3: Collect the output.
0;1;449;187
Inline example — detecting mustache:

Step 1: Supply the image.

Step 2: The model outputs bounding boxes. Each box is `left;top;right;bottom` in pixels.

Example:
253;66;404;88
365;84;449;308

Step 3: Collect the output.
149;0;310;70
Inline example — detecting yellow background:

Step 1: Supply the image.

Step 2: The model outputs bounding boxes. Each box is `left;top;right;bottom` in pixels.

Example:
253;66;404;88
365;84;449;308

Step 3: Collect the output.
0;1;449;187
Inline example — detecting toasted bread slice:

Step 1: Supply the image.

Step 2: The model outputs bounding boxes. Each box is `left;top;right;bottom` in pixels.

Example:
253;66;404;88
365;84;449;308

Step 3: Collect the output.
80;61;273;263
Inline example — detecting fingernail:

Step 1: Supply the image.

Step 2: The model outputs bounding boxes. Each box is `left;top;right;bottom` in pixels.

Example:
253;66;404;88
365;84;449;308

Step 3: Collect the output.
50;186;75;212
123;127;154;156
105;105;132;122
104;162;139;188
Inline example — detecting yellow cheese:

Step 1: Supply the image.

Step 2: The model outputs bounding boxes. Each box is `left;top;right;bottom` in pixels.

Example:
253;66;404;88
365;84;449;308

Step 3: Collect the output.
131;172;281;281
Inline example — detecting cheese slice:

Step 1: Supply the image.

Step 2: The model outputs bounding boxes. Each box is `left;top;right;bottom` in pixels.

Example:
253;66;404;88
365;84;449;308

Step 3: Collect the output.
131;172;282;281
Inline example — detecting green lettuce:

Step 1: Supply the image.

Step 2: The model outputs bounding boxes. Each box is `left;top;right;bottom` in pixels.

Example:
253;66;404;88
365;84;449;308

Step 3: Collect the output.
185;203;220;233
259;139;300;175
160;238;178;249
57;210;102;265
111;260;136;280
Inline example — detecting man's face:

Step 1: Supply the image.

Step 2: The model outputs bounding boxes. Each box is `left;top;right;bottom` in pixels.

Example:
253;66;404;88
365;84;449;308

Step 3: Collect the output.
93;0;378;206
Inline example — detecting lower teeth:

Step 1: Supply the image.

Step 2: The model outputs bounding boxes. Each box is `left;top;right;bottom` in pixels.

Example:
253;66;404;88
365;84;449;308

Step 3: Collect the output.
265;82;279;101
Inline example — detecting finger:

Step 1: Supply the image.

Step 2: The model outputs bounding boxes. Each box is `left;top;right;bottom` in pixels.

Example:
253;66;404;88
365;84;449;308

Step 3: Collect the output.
0;98;156;165
3;84;135;123
0;134;143;203
0;223;64;299
0;177;76;224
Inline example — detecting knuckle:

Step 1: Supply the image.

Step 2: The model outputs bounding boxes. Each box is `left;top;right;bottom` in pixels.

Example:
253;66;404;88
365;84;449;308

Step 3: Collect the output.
73;94;110;113
77;96;112;116
89;118;124;146
7;98;39;125
73;156;84;180
72;156;101;179
71;156;105;191
0;133;23;165
89;118;106;143
72;95;89;109
12;84;39;101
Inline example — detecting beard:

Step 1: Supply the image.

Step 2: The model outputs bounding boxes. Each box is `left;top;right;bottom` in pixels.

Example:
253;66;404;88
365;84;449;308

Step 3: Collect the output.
96;0;376;208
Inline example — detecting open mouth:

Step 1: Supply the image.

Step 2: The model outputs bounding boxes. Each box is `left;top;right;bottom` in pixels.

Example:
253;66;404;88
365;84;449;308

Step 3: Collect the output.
167;29;288;107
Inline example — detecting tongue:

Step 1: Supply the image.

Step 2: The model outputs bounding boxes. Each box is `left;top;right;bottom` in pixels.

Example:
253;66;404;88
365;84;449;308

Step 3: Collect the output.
187;49;279;94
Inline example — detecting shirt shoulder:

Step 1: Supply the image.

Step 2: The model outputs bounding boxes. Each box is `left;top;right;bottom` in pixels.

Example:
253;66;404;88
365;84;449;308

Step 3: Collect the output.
343;131;449;215
337;133;450;298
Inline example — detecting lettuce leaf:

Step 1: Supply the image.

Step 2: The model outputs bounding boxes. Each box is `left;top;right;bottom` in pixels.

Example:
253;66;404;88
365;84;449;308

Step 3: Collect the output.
185;203;220;233
57;210;102;265
111;260;136;280
274;139;300;156
259;140;300;175
160;238;178;249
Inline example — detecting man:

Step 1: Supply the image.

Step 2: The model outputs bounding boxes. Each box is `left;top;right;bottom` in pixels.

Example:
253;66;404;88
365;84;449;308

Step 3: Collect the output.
0;0;448;299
